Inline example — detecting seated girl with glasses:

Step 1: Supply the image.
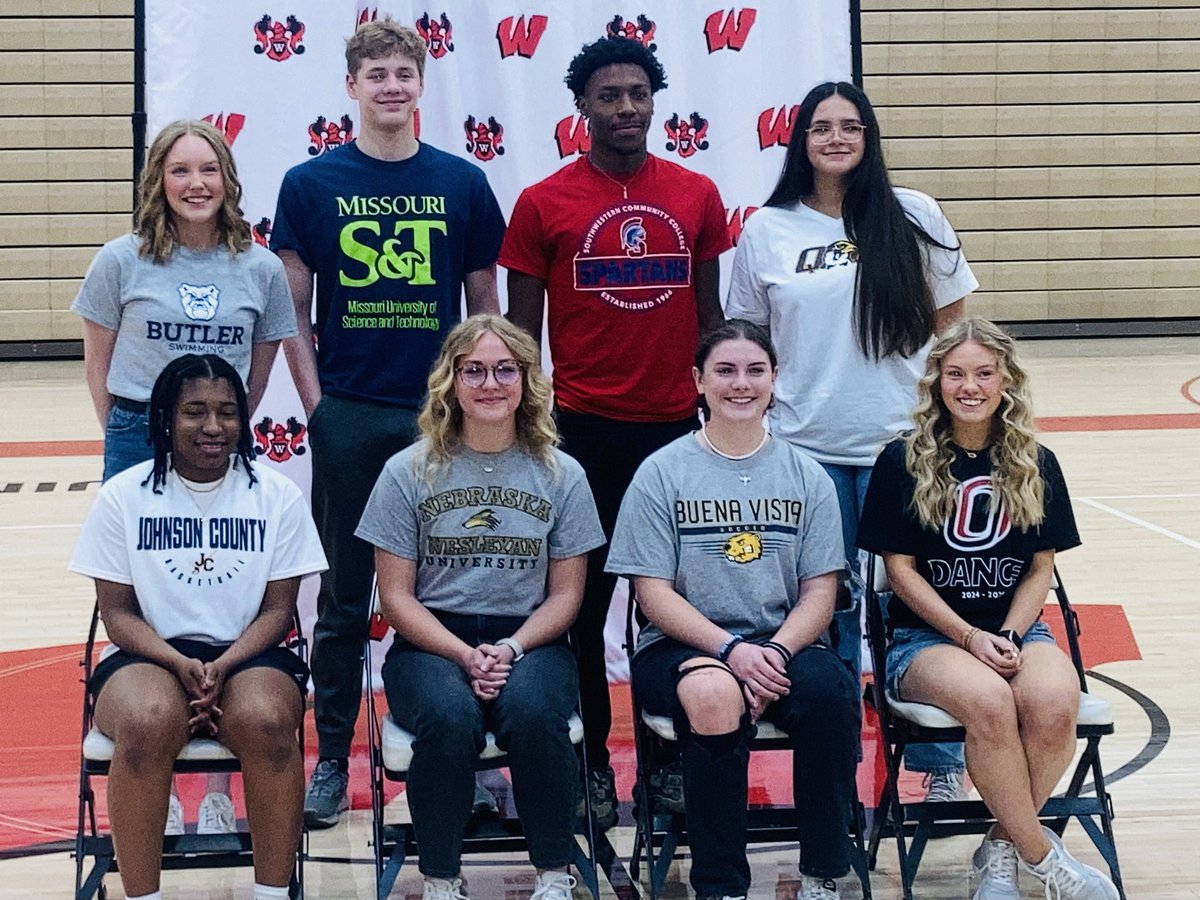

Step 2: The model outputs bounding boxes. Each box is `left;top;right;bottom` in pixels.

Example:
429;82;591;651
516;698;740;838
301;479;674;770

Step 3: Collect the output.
69;354;327;900
356;315;605;900
606;319;861;900
857;319;1118;900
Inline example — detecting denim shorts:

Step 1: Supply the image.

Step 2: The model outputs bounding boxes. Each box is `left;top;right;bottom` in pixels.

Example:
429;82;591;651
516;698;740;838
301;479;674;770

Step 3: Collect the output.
885;621;1056;701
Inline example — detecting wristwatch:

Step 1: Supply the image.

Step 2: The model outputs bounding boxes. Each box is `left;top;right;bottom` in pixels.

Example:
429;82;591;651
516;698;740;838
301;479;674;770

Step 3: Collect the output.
496;637;525;661
998;628;1023;650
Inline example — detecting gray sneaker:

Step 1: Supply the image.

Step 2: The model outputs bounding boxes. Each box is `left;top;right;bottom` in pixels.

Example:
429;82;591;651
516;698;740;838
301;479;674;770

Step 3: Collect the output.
1021;826;1118;900
972;828;1019;899
922;769;967;802
575;766;618;831
647;760;685;814
304;759;349;828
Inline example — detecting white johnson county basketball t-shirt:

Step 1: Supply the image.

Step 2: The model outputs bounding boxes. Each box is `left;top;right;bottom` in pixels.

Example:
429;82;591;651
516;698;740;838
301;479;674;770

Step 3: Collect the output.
69;457;327;657
726;188;979;466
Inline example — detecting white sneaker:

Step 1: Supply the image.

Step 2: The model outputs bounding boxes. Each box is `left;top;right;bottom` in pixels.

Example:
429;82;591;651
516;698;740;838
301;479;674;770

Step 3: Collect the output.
423;876;469;900
797;875;839;899
197;791;237;834
972;828;1020;899
530;870;576;899
1021;827;1119;900
922;769;967;802
164;793;184;835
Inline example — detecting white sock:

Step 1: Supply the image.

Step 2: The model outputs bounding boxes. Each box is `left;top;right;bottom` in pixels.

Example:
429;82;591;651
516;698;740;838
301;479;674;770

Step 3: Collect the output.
254;884;290;900
127;893;162;900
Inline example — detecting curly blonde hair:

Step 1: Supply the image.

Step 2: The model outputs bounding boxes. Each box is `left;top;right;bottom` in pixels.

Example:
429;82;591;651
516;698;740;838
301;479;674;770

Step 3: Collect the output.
134;120;251;263
905;318;1044;530
418;315;559;476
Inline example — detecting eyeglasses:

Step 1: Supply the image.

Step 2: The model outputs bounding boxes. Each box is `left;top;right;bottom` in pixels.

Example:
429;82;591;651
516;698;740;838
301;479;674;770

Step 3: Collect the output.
806;121;867;144
455;360;523;388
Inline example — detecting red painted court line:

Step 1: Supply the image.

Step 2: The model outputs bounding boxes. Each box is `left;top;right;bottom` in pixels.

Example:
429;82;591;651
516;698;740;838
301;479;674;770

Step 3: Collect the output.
0;440;103;458
0;413;1197;459
1035;412;1200;432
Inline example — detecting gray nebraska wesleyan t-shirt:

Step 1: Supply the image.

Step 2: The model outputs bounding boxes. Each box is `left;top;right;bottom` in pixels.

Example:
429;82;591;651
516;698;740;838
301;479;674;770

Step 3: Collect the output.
606;433;845;652
356;440;605;618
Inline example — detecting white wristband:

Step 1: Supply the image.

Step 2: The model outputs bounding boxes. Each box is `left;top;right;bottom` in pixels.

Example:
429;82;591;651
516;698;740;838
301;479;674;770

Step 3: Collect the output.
496;637;525;661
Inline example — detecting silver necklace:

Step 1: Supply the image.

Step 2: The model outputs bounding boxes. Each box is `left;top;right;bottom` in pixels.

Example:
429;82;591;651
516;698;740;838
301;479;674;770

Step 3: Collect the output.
699;422;770;461
587;154;647;200
176;470;227;522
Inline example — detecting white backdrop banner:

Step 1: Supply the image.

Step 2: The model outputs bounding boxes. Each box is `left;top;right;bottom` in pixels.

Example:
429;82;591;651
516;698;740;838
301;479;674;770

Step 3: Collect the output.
145;1;852;676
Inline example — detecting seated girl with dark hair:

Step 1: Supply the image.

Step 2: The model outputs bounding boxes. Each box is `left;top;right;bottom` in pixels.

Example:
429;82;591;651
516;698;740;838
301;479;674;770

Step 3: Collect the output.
606;319;861;900
857;318;1118;900
69;353;327;900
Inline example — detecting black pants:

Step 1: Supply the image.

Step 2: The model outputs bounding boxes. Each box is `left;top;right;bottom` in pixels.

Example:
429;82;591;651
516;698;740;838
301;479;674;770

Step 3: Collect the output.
555;408;696;769
308;394;420;759
633;637;861;896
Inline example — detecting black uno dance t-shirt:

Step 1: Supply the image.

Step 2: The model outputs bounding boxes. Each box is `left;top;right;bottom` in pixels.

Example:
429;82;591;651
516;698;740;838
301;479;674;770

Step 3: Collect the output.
858;438;1080;633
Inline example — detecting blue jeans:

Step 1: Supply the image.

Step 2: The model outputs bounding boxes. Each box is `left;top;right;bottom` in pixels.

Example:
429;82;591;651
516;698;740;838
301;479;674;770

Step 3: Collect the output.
820;461;964;775
103;405;152;482
633;637;860;895
382;613;579;878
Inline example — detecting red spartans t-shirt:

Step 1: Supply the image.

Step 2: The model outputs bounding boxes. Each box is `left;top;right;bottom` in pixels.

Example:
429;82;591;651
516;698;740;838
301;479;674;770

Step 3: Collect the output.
500;155;730;422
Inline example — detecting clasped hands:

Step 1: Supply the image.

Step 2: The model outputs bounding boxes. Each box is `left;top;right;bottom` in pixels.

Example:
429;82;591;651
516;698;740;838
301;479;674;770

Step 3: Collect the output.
175;655;228;736
963;629;1021;678
725;642;791;722
462;643;516;701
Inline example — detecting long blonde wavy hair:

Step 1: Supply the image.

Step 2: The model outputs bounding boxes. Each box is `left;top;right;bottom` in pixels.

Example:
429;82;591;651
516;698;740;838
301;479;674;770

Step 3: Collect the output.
418;315;559;476
905;318;1044;530
134;120;252;263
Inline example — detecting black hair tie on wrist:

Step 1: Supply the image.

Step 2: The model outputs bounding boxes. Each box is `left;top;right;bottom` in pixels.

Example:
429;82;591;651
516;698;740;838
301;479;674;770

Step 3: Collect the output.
763;640;793;664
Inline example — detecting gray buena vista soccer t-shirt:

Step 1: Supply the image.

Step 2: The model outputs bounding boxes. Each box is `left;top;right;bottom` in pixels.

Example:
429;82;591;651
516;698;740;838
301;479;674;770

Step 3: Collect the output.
606;433;846;652
356;440;605;618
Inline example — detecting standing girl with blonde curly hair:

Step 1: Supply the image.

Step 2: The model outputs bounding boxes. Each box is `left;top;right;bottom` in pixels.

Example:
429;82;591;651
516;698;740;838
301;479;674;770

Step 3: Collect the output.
857;318;1118;900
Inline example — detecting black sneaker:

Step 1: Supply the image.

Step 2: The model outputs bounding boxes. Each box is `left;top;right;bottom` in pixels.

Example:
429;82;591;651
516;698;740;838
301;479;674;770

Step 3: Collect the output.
647;760;685;814
576;765;618;831
304;759;349;828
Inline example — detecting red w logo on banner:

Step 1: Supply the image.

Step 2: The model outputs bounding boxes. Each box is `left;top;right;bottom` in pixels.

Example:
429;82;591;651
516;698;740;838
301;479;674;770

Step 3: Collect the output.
496;14;548;58
554;115;590;158
725;206;758;246
202;113;246;146
357;7;378;28
704;8;757;52
464;115;505;161
757;105;799;150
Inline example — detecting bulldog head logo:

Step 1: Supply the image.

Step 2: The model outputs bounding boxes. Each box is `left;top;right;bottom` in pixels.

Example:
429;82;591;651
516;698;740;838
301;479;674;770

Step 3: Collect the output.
177;283;220;321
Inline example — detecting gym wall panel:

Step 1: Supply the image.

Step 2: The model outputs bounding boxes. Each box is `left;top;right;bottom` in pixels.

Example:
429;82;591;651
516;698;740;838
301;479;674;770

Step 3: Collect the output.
863;1;1200;324
2;1;1196;345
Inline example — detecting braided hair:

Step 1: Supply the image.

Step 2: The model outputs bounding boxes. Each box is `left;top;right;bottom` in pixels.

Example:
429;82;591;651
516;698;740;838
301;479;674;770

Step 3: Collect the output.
143;354;257;493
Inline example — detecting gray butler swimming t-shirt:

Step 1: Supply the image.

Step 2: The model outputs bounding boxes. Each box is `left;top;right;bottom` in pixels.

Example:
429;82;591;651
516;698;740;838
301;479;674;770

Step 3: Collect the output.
356;440;605;617
606;433;845;652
